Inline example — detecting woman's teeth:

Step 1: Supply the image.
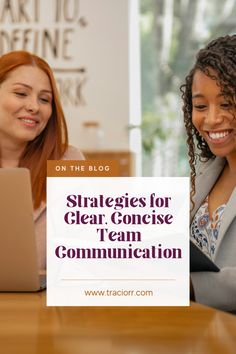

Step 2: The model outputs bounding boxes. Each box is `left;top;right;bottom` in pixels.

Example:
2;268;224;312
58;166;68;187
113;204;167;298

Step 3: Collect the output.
208;131;230;139
21;118;36;124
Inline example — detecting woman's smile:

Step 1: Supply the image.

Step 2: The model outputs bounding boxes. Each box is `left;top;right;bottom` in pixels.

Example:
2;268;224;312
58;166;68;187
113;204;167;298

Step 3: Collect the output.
205;129;234;144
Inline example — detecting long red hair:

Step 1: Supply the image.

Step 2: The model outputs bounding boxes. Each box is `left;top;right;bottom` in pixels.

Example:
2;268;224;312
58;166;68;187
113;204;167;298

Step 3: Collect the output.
0;51;68;209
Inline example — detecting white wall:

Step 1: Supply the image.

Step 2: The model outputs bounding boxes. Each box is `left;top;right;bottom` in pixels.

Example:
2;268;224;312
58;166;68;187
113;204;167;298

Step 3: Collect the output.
0;0;141;151
69;0;130;150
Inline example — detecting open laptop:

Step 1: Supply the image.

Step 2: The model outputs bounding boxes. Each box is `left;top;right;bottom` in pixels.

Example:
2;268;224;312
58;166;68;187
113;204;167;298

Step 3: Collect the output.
0;168;46;291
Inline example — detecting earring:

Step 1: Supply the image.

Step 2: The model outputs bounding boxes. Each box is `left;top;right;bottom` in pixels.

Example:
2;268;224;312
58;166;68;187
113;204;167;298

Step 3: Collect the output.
199;135;206;146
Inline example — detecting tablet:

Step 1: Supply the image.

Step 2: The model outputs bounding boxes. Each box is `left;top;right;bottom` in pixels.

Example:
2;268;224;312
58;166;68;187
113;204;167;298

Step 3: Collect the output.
190;240;220;272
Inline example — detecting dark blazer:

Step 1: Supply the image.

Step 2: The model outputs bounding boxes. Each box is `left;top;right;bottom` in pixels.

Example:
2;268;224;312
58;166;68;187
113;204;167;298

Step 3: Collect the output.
191;157;236;312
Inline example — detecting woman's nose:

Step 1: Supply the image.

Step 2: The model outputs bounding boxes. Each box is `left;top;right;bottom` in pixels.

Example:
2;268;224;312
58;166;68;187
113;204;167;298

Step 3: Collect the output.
204;106;224;126
26;97;39;113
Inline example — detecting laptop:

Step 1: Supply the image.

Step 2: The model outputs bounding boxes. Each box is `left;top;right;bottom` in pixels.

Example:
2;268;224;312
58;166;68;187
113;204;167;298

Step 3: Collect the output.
0;168;46;291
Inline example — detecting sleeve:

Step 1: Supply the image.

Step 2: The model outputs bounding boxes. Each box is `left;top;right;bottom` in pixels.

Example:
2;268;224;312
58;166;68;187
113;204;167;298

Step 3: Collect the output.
62;145;85;160
191;267;236;312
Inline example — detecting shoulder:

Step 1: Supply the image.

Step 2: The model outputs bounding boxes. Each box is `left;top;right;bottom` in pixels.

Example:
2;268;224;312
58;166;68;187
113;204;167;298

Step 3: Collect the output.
195;156;226;177
62;145;85;160
34;146;84;221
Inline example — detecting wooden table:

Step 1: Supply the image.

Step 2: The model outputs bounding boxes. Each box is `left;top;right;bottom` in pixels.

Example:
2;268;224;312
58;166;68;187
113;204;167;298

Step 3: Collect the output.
0;291;236;354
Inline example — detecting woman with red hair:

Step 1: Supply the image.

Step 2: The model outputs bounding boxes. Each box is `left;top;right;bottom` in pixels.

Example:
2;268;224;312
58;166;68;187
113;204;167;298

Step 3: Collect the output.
0;51;84;269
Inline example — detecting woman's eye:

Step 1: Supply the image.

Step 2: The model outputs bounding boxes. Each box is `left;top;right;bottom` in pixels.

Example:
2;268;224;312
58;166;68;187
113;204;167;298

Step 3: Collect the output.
15;92;27;97
220;103;231;109
40;97;51;103
193;104;207;110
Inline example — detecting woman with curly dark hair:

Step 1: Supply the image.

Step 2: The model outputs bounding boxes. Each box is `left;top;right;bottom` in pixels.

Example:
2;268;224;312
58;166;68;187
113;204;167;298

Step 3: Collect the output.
181;35;236;312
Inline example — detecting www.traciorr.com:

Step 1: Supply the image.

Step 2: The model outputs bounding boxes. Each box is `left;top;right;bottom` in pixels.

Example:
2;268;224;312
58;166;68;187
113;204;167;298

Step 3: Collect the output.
84;289;154;297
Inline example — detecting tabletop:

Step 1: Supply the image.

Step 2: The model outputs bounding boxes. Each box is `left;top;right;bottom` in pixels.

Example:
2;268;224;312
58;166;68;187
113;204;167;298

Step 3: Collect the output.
0;291;236;354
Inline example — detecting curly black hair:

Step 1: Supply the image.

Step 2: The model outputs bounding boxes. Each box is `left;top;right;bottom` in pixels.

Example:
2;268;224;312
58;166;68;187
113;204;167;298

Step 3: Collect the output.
180;34;236;207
